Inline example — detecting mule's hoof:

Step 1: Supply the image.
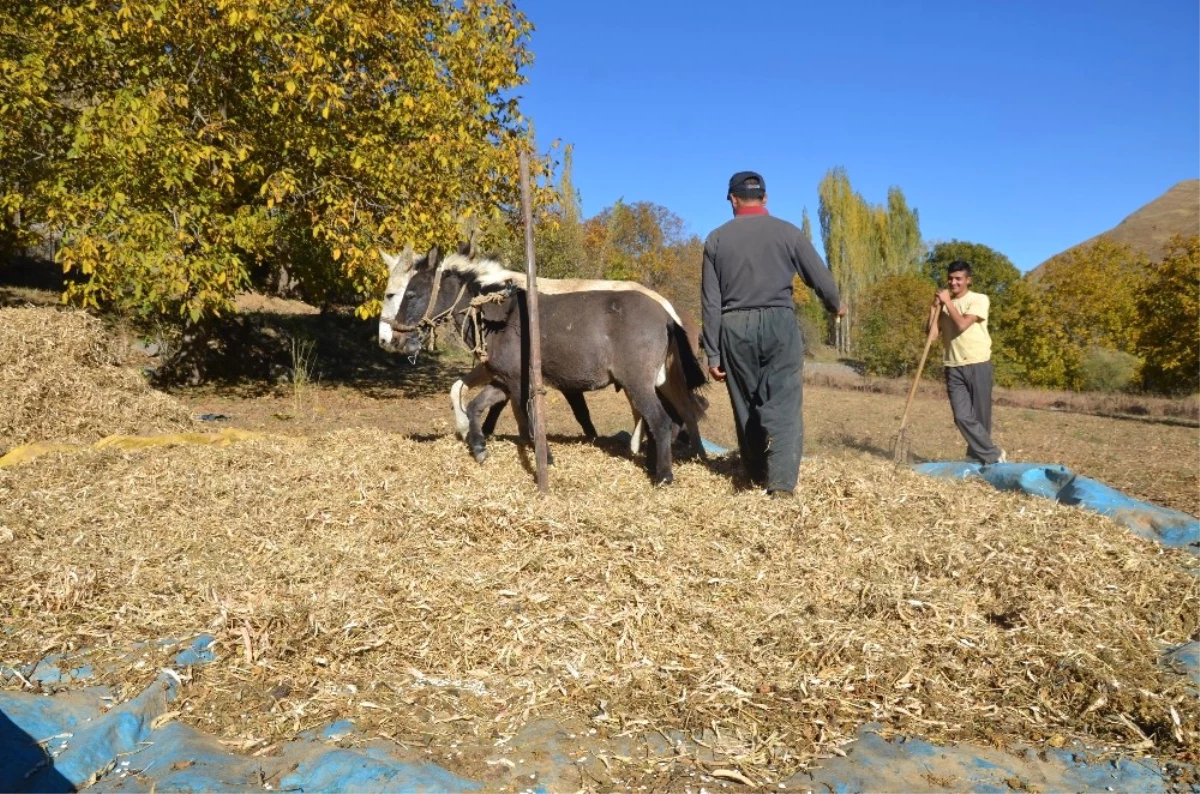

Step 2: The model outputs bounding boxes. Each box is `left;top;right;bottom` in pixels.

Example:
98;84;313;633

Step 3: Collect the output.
654;473;674;486
472;448;488;464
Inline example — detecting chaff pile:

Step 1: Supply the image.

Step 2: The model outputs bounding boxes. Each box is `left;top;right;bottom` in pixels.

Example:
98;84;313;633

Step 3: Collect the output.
1;428;1196;783
0;307;195;452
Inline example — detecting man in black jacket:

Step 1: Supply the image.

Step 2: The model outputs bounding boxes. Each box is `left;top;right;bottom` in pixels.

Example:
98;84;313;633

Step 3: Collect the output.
701;171;845;497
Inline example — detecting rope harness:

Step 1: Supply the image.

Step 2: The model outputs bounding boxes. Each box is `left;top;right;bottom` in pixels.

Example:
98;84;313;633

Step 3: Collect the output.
384;265;513;364
459;288;512;362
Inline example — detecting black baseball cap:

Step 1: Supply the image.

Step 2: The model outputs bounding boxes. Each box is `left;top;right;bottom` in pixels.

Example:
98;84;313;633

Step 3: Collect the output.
727;171;766;199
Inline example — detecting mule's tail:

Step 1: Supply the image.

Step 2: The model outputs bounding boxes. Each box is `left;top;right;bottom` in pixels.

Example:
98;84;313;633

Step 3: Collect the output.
670;321;708;393
665;321;709;424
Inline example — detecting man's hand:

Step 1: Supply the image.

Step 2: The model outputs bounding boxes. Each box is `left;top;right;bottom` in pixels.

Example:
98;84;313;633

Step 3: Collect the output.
709;366;726;382
836;303;848;318
936;289;952;306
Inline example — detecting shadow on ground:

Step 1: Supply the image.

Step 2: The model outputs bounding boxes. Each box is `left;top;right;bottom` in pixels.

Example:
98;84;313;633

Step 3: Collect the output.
149;309;474;401
0;707;74;793
0;254;469;400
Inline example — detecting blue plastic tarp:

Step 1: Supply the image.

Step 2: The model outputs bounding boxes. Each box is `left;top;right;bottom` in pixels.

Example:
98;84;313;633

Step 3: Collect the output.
914;462;1200;554
0;675;480;793
3;632;1196;793
788;723;1186;794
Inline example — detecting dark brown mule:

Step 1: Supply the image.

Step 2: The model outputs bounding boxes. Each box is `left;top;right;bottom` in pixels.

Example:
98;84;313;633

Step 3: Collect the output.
378;246;601;442
383;249;708;484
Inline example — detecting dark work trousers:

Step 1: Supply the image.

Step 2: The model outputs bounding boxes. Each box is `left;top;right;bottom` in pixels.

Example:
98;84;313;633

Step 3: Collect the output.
719;307;804;492
944;361;1001;464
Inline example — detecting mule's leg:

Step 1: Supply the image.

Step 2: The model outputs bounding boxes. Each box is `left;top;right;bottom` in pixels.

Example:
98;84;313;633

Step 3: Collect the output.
562;390;598;440
453;363;497;440
465;385;509;464
508;395;555;466
450;380;469;439
658;373;706;461
624;383;675;485
614;384;644;452
481;398;507;437
629;415;644;454
623;392;645;454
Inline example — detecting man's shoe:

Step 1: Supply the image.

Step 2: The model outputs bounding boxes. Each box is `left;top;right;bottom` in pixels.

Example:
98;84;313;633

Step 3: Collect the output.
983;449;1007;467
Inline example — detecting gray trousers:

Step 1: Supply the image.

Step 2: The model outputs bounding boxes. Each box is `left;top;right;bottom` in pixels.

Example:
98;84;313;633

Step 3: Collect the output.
719;307;804;492
945;361;1001;464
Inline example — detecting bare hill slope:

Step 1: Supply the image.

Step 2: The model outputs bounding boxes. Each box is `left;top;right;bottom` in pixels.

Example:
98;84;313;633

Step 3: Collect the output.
1031;179;1198;276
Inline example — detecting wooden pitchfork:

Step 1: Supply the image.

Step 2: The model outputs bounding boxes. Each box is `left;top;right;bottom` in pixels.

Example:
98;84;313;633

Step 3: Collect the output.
891;303;941;464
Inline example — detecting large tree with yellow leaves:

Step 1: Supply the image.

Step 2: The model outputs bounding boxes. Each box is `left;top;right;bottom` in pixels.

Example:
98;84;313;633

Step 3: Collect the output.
1;0;554;327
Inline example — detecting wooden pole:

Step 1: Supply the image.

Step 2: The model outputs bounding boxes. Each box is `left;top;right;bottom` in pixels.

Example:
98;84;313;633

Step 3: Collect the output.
518;149;549;492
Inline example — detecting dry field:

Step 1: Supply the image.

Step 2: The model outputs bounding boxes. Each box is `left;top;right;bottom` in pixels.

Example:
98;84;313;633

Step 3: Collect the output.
176;358;1200;518
1;303;1198;791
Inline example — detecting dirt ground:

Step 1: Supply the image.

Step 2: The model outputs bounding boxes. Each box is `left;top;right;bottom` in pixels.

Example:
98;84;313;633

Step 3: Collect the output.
5;277;1193;513
7;272;1190;510
174;347;1200;517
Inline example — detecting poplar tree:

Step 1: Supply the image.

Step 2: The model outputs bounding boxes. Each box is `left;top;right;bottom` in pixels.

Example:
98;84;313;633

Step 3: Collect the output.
817;167;922;354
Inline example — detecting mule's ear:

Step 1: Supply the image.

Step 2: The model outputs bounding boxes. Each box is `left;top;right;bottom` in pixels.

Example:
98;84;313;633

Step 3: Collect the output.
379;249;400;271
457;215;481;258
414;245;439;272
381;244;416;273
467;226;480;258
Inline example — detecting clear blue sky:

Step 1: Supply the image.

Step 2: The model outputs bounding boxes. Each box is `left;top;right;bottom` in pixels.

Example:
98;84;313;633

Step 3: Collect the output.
513;0;1199;273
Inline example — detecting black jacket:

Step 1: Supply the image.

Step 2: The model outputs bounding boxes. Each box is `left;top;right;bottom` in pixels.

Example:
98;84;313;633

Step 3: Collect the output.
701;212;841;367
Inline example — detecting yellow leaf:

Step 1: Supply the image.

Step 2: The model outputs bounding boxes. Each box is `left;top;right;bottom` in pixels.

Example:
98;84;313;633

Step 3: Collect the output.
332;248;341;261
286;80;296;95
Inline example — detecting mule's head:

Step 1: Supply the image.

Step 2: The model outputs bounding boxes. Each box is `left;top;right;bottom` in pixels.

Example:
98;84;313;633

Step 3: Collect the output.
377;243;463;359
377;244;418;354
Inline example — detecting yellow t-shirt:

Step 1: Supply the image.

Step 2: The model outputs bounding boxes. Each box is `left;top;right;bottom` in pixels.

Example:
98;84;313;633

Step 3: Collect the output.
939;291;991;366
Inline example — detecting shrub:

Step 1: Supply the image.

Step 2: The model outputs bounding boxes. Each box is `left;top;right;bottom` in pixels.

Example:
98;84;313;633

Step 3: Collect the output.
1080;347;1141;393
857;272;939;378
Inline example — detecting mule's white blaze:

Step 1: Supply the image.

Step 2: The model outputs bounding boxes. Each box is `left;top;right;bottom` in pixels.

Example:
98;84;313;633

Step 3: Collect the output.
450;379;470;439
377;247;417;346
377;272;411;345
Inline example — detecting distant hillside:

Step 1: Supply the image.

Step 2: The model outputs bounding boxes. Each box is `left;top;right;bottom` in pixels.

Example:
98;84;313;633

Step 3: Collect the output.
1031;179;1199;277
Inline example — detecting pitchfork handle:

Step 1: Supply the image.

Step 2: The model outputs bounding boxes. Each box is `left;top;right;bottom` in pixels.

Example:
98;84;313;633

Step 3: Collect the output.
898;304;941;433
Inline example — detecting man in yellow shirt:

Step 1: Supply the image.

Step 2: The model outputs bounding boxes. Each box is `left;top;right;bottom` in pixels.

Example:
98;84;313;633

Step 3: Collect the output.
931;260;1005;465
